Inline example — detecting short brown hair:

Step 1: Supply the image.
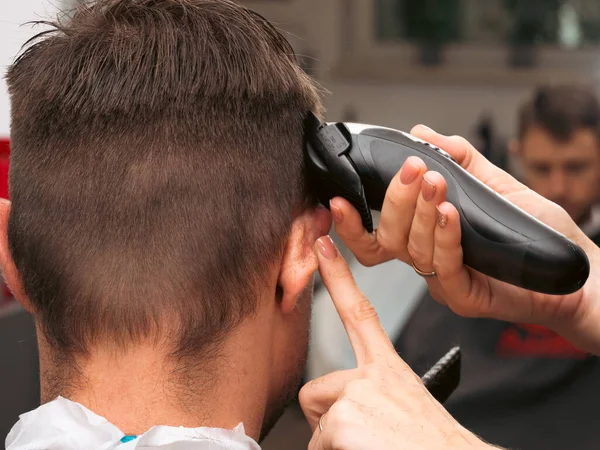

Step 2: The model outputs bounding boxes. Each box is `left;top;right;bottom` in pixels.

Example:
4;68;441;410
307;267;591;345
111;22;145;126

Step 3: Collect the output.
518;84;600;142
6;0;322;361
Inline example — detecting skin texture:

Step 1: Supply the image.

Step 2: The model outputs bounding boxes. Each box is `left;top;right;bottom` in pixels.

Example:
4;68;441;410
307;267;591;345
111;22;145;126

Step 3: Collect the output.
299;236;493;450
298;126;600;450
515;126;600;224
4;124;600;449
328;124;600;355
0;200;332;442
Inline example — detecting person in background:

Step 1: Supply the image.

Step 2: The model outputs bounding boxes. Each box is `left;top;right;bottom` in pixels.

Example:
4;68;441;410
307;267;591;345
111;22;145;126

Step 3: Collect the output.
394;84;600;450
6;1;600;442
511;84;600;243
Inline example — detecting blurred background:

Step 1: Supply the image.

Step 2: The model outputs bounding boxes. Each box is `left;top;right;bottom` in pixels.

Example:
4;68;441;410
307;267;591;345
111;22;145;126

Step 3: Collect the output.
2;1;600;449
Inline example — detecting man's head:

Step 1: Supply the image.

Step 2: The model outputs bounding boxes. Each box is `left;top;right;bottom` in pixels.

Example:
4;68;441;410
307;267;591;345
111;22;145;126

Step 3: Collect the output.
3;0;330;434
513;84;600;224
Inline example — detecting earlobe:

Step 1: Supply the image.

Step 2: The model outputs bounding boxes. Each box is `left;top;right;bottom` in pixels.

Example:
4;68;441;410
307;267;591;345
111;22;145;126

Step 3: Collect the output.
277;207;332;314
0;200;32;313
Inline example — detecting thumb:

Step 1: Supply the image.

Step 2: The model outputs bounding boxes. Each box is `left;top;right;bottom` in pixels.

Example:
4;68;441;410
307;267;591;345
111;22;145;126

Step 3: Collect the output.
409;125;479;174
299;369;361;431
409;125;527;196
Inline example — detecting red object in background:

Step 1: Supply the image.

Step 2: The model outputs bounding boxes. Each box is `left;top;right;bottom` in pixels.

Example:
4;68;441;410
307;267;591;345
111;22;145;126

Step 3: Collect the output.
0;138;11;302
0;138;9;199
496;323;588;358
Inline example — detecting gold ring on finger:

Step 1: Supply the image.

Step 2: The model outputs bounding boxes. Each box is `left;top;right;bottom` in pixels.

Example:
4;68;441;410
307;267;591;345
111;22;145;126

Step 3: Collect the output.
412;261;437;278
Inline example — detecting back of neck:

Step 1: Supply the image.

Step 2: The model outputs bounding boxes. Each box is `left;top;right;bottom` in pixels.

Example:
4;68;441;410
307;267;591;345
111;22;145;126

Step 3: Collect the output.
37;329;272;440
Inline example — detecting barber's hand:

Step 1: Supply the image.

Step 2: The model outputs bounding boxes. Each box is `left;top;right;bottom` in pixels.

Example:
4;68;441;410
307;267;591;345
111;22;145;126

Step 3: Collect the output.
299;237;493;450
330;125;600;354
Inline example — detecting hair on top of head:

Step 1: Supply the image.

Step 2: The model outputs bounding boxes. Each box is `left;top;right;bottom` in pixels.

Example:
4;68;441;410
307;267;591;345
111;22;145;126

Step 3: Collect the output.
518;84;600;143
6;0;323;366
11;0;322;124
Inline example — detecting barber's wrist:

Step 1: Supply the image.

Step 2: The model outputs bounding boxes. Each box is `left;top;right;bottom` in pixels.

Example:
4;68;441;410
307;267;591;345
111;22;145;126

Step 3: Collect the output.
550;232;600;355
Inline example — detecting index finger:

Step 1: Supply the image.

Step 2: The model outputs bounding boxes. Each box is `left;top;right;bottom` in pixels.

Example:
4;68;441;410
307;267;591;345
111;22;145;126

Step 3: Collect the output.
314;235;398;366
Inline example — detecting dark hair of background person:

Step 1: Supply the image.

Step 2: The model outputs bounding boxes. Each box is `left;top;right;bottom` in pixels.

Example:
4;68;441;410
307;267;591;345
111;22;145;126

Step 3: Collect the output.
517;84;600;143
5;0;323;381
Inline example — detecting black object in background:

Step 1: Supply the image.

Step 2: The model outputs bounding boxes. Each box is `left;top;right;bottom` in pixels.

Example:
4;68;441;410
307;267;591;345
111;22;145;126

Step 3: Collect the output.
395;289;600;450
474;113;509;172
422;346;461;404
0;309;40;443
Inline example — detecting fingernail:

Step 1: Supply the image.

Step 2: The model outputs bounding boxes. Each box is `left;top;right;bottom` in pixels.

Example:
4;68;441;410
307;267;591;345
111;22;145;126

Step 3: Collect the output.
330;201;343;224
400;161;419;185
316;235;338;260
422;175;436;201
436;206;448;228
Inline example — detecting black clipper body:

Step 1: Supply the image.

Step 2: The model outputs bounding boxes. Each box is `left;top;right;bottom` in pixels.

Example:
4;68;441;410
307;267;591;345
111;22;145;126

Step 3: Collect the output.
304;113;590;295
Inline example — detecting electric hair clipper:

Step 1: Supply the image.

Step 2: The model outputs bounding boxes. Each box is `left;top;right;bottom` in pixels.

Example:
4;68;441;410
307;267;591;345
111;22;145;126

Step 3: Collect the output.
304;113;590;295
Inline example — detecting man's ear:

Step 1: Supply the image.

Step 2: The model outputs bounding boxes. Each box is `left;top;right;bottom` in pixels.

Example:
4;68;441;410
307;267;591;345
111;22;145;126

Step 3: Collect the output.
277;206;332;313
0;200;32;313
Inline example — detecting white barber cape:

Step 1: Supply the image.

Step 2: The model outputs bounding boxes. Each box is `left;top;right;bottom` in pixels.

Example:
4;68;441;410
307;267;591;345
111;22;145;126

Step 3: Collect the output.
6;396;261;450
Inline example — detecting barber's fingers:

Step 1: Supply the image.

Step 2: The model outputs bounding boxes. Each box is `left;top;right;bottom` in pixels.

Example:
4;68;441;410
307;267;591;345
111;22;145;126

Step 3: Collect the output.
332;157;428;266
427;201;482;315
308;398;376;450
376;156;428;263
410;125;527;196
314;236;397;366
299;368;362;432
308;378;417;450
329;197;391;267
407;171;448;274
308;384;384;450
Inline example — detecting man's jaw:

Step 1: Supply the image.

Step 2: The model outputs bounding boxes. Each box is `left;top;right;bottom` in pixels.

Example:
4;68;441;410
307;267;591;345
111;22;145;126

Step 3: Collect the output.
258;367;306;443
258;336;309;443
